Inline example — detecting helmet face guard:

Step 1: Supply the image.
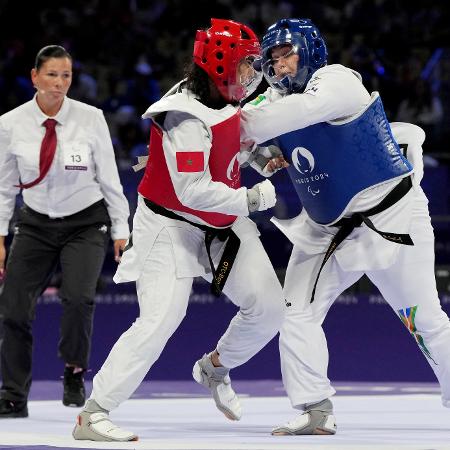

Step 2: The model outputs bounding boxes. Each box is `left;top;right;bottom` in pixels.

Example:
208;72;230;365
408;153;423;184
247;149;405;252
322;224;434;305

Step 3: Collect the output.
193;18;262;102
261;18;327;94
238;55;263;99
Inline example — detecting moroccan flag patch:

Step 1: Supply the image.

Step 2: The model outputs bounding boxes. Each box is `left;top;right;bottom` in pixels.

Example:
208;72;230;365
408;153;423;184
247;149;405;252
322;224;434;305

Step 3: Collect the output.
176;151;204;172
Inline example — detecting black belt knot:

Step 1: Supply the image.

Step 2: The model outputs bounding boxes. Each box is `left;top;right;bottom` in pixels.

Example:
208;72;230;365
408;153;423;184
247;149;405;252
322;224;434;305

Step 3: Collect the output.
143;198;240;297
310;176;414;303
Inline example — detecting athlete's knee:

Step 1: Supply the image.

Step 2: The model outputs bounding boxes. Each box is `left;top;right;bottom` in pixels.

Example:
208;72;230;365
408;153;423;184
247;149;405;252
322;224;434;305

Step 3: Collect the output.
271;299;285;329
236;296;282;341
133;310;186;348
257;292;284;318
119;319;170;360
416;314;450;344
398;303;449;335
397;303;450;363
256;297;285;335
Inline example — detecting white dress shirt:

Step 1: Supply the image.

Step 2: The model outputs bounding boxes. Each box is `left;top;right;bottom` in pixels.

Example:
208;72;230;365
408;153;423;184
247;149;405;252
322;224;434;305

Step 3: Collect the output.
0;95;130;239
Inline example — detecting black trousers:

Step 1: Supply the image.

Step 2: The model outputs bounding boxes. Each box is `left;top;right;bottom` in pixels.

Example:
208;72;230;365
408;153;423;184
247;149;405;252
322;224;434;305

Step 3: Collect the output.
0;200;111;403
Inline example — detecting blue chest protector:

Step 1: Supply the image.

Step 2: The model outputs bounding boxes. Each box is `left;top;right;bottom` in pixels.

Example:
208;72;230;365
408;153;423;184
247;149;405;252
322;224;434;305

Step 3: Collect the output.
266;93;413;225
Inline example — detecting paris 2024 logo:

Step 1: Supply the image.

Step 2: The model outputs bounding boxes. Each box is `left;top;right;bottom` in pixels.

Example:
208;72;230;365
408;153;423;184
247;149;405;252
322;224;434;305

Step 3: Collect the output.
291;147;328;196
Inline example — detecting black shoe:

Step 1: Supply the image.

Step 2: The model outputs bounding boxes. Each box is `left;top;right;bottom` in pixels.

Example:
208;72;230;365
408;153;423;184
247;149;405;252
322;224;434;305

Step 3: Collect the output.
63;367;86;407
0;398;28;418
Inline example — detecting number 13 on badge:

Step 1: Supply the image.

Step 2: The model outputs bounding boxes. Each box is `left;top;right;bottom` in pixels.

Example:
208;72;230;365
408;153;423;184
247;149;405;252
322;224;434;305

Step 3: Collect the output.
65;145;88;171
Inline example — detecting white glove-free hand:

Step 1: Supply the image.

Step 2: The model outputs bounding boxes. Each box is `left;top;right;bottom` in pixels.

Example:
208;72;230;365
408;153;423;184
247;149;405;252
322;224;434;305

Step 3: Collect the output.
242;144;289;177
247;179;277;212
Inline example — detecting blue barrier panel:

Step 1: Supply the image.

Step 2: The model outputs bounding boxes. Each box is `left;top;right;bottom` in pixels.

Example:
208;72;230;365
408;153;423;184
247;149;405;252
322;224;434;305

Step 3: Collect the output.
30;278;450;382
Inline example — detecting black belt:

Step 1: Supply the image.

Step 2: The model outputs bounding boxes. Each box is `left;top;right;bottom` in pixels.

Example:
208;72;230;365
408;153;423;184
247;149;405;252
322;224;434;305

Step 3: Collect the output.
143;198;240;297
310;176;414;303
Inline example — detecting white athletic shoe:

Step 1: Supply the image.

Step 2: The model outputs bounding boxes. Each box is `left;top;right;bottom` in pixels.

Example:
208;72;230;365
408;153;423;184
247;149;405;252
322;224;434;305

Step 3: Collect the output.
192;354;242;421
72;410;138;442
272;399;337;435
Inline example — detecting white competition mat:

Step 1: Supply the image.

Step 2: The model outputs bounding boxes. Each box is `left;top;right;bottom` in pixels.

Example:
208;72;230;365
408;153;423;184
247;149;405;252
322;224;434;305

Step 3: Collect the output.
0;393;449;450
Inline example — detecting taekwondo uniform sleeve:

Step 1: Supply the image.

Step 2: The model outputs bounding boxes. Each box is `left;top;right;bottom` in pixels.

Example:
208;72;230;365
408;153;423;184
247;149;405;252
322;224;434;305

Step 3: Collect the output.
241;64;371;144
162;111;249;217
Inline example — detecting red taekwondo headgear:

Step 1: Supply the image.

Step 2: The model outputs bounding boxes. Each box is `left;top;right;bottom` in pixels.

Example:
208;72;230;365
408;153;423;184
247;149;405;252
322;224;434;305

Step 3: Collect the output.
193;18;262;102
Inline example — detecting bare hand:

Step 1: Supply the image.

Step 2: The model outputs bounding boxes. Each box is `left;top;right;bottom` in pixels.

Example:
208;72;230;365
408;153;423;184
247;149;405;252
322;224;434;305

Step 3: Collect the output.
264;156;290;173
114;239;127;263
0;237;6;281
240;139;256;152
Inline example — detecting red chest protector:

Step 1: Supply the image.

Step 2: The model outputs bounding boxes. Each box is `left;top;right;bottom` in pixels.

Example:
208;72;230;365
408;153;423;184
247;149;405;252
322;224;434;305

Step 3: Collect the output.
138;110;241;227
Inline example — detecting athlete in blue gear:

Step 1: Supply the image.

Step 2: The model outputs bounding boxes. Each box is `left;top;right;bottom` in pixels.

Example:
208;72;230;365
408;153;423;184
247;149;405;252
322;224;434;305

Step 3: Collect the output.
242;18;450;435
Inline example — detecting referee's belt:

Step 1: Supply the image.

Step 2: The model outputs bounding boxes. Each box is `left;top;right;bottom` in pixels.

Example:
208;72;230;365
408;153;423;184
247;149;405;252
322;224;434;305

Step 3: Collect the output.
143;198;239;298
310;176;414;303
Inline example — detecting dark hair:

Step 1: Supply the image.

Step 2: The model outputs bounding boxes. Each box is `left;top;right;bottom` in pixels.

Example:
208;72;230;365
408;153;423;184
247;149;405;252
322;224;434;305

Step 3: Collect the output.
184;61;230;109
35;45;72;70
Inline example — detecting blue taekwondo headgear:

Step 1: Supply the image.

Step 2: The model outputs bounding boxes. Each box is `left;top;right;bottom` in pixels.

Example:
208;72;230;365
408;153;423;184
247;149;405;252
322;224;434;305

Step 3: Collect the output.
260;18;327;94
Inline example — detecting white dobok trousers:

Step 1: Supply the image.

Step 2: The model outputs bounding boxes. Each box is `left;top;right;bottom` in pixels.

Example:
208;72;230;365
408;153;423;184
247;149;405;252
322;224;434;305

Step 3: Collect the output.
277;187;450;408
91;196;284;411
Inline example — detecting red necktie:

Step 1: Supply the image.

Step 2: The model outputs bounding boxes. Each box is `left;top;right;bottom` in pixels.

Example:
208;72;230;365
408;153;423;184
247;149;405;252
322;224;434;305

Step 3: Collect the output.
17;118;58;189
